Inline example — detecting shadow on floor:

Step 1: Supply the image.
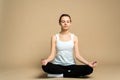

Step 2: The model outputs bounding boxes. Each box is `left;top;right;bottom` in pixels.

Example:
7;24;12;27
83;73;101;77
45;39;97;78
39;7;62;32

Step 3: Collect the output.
35;73;92;79
35;73;47;79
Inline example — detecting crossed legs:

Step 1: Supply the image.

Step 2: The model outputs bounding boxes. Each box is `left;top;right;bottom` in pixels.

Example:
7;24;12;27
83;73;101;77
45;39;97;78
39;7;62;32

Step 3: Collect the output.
42;62;93;78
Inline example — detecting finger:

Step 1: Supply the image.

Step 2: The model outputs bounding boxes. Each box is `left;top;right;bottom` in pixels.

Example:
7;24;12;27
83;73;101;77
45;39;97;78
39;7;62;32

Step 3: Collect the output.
92;61;97;65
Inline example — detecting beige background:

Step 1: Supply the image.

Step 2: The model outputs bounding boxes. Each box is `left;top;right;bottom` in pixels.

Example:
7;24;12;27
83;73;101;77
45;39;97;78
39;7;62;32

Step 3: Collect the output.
0;0;120;70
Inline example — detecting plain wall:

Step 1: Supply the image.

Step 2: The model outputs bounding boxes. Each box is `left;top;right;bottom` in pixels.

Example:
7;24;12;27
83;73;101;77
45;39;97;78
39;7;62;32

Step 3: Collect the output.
0;0;120;69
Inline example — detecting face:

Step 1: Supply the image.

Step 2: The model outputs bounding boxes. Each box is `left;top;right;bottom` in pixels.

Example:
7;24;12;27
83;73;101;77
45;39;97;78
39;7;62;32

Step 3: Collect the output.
60;16;71;31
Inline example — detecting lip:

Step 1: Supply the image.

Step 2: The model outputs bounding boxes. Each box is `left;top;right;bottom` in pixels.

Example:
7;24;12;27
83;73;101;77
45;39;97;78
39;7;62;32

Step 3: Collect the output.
63;25;68;27
63;26;68;28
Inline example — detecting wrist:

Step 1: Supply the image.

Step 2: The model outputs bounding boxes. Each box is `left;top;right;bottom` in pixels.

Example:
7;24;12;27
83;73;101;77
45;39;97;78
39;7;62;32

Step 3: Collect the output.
85;61;89;65
46;59;49;62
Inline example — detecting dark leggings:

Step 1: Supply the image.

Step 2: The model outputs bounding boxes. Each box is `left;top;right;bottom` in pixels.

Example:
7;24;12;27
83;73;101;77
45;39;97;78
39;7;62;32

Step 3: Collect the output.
42;62;93;78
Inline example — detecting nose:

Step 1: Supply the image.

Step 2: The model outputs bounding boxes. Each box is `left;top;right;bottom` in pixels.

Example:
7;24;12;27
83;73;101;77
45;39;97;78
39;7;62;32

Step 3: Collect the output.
64;22;67;25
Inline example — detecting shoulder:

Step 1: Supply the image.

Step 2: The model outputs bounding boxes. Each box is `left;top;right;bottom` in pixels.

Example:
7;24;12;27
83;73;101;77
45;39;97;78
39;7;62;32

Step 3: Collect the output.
51;35;56;40
71;33;78;40
71;33;78;42
51;34;58;42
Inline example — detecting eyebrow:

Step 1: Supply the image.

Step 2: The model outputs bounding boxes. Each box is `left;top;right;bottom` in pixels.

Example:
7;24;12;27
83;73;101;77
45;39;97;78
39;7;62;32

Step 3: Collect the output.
61;19;70;21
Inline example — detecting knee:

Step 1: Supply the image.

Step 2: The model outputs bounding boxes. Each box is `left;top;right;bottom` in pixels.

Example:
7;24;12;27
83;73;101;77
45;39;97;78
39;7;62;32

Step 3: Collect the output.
41;63;50;72
87;65;93;75
42;65;47;72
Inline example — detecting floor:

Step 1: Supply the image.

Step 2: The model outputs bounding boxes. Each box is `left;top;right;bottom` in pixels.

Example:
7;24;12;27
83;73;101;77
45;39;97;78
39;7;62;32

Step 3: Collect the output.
0;65;120;80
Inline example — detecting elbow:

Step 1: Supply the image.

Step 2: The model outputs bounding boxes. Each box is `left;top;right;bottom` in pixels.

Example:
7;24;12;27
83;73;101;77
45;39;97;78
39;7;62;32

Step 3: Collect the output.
75;53;79;60
50;54;55;61
47;54;55;62
75;52;82;61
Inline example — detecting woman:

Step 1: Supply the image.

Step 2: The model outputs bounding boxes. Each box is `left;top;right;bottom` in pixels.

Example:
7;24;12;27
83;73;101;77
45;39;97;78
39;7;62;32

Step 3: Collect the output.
41;14;97;78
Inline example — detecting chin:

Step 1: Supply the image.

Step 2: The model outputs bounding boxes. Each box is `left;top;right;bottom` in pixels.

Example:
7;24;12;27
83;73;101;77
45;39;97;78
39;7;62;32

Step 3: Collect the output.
63;28;69;31
63;27;69;29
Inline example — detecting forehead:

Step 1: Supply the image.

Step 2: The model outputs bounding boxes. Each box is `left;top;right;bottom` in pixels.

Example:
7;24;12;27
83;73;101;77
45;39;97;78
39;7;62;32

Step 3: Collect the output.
61;16;70;21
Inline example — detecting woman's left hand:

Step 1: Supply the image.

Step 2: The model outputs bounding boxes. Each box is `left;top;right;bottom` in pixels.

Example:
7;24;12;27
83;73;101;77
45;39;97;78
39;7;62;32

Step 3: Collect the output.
88;61;97;68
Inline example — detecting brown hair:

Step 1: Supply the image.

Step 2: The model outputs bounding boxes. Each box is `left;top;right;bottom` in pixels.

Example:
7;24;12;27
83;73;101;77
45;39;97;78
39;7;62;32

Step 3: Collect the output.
59;14;72;25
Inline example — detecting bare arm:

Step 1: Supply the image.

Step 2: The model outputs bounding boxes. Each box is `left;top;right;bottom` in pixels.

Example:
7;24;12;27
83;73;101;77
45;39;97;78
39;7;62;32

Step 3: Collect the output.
41;35;56;65
74;35;97;67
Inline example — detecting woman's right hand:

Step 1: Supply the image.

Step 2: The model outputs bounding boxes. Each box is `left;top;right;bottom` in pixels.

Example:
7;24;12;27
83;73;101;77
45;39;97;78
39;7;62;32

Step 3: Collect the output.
41;59;48;66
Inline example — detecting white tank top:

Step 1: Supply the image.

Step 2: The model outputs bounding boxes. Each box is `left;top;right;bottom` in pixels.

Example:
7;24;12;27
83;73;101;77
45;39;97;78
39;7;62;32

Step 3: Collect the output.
52;33;76;66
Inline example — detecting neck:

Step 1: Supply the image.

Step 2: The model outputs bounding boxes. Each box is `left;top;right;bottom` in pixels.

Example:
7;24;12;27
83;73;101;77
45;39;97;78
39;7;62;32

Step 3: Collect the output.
60;30;70;35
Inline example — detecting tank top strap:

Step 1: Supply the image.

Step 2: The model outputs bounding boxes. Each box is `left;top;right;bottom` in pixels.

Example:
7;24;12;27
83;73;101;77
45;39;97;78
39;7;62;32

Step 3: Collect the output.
71;33;74;41
55;33;59;40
